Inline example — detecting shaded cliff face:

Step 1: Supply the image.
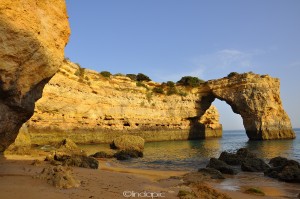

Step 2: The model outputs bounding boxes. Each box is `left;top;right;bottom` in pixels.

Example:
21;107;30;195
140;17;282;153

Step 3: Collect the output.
27;61;222;144
0;1;70;151
206;73;295;140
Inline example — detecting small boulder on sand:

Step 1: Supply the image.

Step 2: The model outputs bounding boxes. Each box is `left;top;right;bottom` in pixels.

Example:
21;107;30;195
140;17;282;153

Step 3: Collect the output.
36;165;80;189
110;135;145;152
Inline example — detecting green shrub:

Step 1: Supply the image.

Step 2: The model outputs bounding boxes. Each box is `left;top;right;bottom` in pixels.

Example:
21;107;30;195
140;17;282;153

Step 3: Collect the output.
100;71;111;78
167;86;178;95
126;74;137;81
114;73;125;77
177;76;204;87
166;81;175;87
178;90;188;97
74;66;85;78
136;73;151;82
227;72;239;78
136;81;149;90
152;86;164;94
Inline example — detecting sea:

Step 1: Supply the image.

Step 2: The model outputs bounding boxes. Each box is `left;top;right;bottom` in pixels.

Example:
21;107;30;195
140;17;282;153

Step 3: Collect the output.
80;129;300;171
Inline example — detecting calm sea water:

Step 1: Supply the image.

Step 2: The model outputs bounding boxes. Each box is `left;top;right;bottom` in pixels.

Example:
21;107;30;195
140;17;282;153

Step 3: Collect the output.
80;129;300;171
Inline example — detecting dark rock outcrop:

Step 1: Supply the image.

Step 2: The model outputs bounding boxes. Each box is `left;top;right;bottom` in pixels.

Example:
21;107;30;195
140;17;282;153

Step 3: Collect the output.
91;151;114;158
54;154;99;169
0;0;70;151
264;157;300;183
218;148;257;166
114;149;143;160
198;168;225;179
206;158;238;175
241;158;270;172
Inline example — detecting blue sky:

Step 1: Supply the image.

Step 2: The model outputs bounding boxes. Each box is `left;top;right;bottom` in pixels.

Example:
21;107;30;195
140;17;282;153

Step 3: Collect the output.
65;0;300;130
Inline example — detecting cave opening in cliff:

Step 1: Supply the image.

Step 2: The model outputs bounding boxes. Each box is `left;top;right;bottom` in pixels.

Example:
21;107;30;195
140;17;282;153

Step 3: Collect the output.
212;99;244;132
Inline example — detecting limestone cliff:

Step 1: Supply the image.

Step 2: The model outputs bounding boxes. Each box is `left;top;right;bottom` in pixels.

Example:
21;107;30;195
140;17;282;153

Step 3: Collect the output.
0;0;70;151
27;61;222;145
206;72;295;140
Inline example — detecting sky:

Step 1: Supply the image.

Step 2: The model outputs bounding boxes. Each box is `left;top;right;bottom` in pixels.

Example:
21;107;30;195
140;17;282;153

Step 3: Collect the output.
65;0;300;130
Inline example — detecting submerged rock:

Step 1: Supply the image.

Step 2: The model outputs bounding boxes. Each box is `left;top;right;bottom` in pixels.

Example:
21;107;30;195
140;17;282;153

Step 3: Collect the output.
206;158;238;175
114;149;143;160
90;151;114;158
111;135;145;152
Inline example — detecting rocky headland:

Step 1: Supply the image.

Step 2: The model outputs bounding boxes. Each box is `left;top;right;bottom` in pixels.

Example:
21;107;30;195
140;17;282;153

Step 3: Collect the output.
24;60;295;145
26;60;222;145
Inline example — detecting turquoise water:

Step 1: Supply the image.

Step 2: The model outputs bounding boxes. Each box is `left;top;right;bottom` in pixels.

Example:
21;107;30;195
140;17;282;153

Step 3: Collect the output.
81;129;300;171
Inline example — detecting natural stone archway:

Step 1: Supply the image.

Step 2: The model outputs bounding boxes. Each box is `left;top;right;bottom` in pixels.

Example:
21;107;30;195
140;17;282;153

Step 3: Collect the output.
205;72;295;140
0;1;70;151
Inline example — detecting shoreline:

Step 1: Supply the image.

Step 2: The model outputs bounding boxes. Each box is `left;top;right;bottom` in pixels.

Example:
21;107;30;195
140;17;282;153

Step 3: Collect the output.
1;154;299;199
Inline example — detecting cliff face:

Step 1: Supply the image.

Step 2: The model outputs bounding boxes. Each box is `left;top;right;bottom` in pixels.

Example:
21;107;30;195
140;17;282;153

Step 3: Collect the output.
0;0;70;151
26;61;295;143
206;73;295;140
27;61;222;145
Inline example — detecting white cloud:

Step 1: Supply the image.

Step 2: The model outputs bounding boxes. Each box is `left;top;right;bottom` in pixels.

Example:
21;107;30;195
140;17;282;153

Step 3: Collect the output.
155;48;263;82
193;49;253;69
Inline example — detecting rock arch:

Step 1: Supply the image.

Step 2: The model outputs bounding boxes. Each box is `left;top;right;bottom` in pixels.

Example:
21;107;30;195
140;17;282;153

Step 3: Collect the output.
202;72;295;140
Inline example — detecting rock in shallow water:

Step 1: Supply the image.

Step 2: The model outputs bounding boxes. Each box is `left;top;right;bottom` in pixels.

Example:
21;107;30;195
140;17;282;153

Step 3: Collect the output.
206;158;238;175
198;168;225;179
264;156;300;183
114;149;143;160
90;151;114;158
111;135;145;152
241;158;270;172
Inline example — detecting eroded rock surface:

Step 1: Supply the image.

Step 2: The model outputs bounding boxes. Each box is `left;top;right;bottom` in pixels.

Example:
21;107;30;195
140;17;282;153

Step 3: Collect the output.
206;72;295;140
26;61;222;145
0;0;70;151
25;63;294;143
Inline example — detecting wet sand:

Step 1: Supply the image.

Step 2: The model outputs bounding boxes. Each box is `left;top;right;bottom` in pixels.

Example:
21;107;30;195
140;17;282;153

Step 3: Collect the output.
0;154;299;199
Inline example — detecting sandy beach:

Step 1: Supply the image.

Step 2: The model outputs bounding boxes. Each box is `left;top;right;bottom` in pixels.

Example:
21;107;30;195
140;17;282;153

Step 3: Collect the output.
1;154;299;199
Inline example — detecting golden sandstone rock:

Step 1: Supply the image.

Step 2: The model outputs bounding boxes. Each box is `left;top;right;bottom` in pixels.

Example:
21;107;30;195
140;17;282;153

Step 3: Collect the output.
0;0;70;151
26;61;294;144
206;73;295;140
26;60;222;145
